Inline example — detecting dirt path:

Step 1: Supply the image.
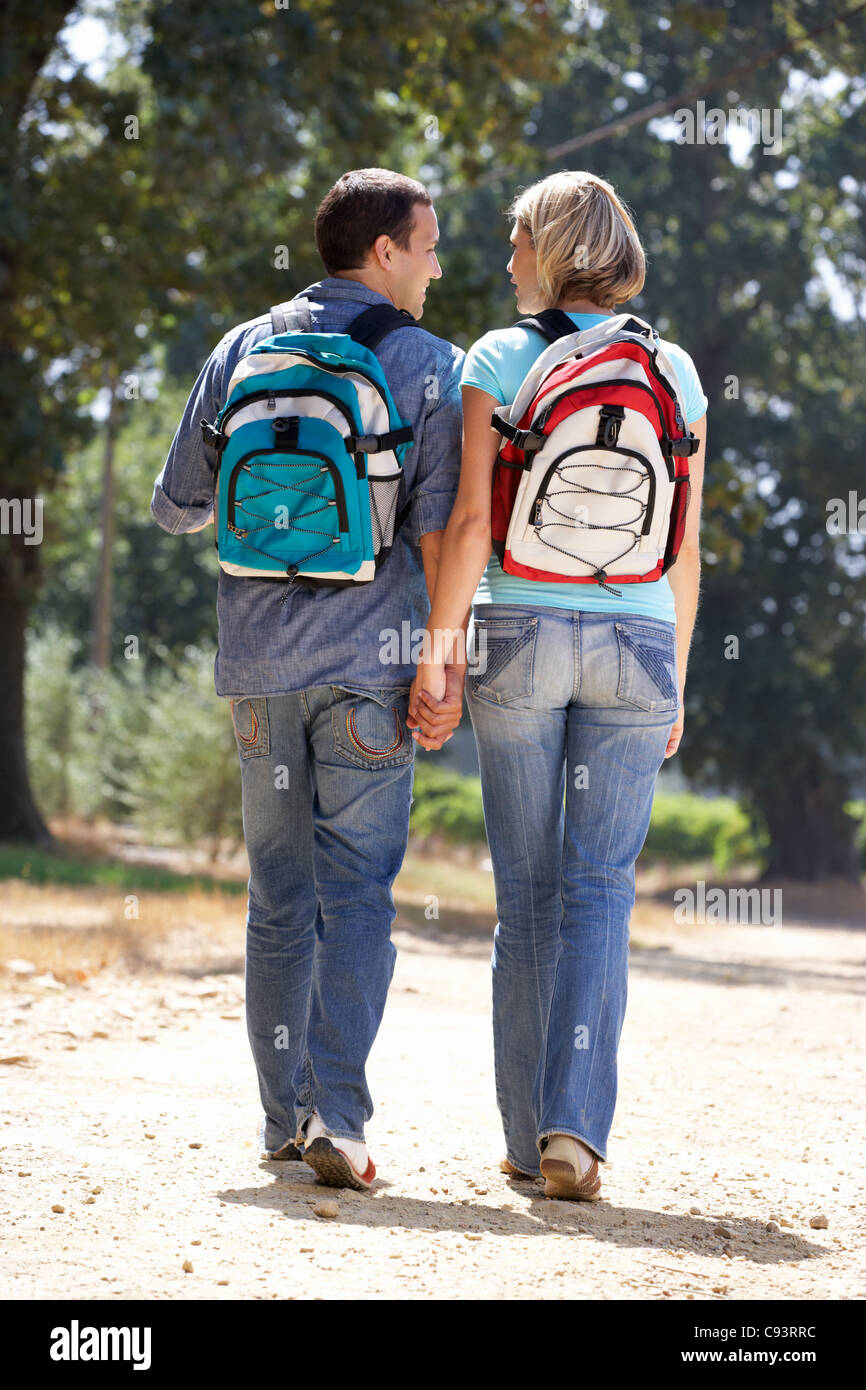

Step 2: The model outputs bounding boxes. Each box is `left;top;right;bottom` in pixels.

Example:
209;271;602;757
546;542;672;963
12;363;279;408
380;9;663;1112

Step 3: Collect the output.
1;909;864;1300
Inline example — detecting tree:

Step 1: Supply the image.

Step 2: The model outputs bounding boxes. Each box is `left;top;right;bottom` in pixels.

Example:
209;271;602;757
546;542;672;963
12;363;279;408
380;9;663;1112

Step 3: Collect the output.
0;0;568;842
429;0;866;880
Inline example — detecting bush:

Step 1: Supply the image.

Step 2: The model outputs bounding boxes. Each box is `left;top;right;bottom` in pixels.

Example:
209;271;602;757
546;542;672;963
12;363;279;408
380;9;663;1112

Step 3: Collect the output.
410;760;770;871
25;631;241;846
642;792;769;873
409;760;487;845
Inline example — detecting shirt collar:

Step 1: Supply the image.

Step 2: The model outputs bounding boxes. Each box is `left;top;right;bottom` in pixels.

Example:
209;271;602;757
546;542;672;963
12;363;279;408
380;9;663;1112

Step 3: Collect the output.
301;276;396;308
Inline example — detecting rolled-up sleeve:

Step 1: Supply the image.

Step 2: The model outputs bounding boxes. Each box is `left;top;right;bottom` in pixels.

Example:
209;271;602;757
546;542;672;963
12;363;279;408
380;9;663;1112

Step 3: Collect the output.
151;334;230;534
405;346;464;545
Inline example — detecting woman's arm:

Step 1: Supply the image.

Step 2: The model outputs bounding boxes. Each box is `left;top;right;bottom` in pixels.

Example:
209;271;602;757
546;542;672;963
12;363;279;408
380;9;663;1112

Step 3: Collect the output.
409;385;501;737
664;412;707;758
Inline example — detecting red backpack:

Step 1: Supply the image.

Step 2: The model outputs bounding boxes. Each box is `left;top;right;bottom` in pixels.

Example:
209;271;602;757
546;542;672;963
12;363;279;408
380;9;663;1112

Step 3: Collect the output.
490;310;699;594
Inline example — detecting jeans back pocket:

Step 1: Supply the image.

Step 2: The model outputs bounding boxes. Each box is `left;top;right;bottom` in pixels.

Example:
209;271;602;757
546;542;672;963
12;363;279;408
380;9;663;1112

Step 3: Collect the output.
615;620;679;712
331;690;415;770
467;616;537;705
230;696;271;757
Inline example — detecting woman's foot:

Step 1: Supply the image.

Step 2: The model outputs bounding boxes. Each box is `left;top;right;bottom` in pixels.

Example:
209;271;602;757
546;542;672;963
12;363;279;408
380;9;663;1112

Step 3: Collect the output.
499;1156;538;1179
539;1135;602;1201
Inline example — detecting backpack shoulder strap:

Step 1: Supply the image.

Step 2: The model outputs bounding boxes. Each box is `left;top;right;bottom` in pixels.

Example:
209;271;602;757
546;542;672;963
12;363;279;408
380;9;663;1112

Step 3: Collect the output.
270;297;313;335
515;308;579;343
348;304;421;353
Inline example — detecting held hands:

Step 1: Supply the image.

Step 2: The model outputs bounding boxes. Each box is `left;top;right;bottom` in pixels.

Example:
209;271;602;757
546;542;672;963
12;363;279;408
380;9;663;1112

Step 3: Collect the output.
407;663;466;751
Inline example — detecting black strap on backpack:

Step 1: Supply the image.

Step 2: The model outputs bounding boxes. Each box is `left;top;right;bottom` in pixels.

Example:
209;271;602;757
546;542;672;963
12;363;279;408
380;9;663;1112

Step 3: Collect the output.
348;303;421;352
268;296;421;541
516;308;581;343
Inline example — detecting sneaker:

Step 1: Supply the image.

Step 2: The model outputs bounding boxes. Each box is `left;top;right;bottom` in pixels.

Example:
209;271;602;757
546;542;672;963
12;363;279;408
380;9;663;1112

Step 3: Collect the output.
301;1111;376;1191
539;1135;602;1201
263;1138;303;1162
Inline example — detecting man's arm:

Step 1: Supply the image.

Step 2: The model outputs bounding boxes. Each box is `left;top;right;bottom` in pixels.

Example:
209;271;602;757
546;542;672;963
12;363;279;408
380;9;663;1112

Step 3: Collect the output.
151;334;230;535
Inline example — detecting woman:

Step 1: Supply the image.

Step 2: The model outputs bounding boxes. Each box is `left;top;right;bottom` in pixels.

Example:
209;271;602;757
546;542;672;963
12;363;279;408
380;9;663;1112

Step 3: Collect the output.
409;171;707;1200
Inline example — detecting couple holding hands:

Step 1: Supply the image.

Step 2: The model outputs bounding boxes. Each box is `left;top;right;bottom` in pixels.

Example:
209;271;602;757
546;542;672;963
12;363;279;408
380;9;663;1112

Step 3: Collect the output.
153;163;707;1201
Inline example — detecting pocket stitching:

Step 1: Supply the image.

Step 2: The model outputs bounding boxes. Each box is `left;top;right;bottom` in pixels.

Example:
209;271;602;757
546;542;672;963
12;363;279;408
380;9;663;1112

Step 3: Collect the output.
469;621;537;704
230;697;270;758
346;705;404;758
615;626;678;712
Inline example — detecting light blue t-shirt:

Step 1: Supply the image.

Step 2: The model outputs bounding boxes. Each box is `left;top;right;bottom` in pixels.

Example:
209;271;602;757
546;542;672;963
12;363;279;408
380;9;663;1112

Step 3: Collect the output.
462;313;708;622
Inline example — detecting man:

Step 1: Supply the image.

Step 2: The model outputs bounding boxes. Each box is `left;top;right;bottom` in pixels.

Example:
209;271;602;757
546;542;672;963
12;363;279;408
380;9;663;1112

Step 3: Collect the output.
151;169;464;1189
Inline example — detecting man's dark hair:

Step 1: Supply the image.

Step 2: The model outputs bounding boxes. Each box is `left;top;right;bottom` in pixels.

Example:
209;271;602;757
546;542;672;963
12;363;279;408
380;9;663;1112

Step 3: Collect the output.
314;168;432;275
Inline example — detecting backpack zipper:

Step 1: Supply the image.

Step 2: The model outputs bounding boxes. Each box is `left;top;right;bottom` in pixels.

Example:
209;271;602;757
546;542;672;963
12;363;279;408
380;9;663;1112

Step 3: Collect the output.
218;387;357;437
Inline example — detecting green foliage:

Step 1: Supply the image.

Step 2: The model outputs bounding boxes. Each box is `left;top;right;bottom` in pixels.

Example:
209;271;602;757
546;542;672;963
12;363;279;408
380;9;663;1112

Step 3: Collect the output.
641;794;769;875
410;761;488;845
0;843;244;894
409;759;769;872
25;628;242;845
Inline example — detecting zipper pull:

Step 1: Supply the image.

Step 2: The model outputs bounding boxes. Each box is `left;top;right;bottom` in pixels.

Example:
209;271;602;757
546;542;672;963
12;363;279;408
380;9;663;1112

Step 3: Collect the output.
533;499;543;527
280;565;300;604
267;392;276;410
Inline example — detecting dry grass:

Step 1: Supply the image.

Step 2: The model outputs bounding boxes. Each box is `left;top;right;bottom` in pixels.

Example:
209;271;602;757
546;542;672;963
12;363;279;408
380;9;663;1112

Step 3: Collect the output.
1;820;861;987
0;881;244;983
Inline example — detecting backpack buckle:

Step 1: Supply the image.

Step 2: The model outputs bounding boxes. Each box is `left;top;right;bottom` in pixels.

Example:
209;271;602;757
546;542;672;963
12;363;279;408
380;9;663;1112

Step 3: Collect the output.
271;416;300;446
200;419;228;453
596;405;625;448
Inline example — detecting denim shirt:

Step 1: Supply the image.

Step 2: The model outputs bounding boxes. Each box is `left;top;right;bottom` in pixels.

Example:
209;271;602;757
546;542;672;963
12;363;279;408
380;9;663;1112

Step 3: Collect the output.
151;278;464;698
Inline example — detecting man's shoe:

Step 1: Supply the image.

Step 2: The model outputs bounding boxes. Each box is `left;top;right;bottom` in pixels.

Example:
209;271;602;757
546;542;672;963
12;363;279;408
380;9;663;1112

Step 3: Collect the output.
264;1139;303;1162
301;1112;376;1191
539;1135;602;1201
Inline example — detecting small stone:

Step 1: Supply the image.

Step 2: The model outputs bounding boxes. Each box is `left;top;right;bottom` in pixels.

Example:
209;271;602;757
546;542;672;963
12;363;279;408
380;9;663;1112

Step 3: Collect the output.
217;1280;228;1285
92;1030;109;1039
6;959;36;975
91;1186;103;1194
809;1213;828;1229
313;1200;339;1218
475;1189;488;1196
766;1220;781;1233
18;1171;31;1177
51;1204;65;1213
144;1133;155;1140
191;1239;201;1246
689;1205;701;1215
83;1196;96;1205
779;1217;792;1227
713;1224;733;1238
464;1233;482;1241
188;1143;203;1150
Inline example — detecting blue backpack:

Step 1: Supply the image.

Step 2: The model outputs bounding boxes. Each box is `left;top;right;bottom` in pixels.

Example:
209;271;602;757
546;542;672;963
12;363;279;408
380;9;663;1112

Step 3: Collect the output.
201;296;419;588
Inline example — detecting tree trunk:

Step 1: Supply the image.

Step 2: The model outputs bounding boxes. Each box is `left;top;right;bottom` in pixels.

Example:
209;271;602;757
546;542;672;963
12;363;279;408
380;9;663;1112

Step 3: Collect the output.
755;769;863;883
0;2;85;845
91;378;117;668
0;537;53;844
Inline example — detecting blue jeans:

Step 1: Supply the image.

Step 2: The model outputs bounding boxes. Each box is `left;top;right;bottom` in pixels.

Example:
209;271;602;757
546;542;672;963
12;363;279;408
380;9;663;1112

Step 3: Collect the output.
229;683;415;1149
465;604;678;1176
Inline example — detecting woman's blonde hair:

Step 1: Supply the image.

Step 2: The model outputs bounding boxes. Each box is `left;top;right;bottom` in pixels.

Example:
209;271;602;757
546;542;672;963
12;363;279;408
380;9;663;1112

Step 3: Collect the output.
509;170;646;309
